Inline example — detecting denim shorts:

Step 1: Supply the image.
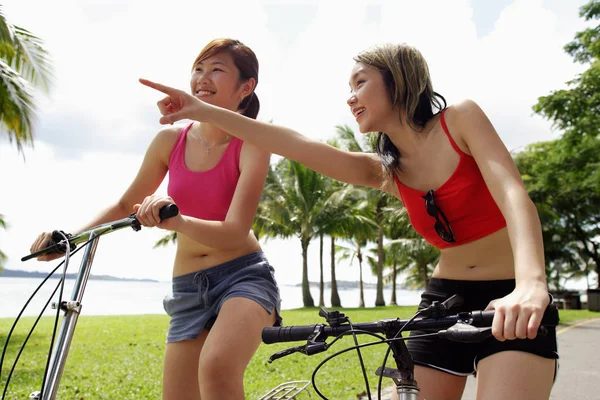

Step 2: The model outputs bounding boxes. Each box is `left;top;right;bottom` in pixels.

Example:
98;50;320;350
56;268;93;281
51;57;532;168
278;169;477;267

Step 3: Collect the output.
163;251;282;343
406;278;559;376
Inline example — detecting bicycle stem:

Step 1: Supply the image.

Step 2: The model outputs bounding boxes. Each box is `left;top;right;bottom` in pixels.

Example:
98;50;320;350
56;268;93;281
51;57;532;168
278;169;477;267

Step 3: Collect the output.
380;323;420;400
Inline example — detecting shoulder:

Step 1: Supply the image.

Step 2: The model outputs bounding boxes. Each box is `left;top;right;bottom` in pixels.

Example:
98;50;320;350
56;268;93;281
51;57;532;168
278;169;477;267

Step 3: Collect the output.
239;139;271;170
155;123;189;143
148;124;190;165
443;100;492;151
444;99;489;131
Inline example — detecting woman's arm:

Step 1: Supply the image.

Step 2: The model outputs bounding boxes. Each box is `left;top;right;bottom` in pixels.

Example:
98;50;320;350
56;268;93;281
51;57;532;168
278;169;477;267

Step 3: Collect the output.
450;100;549;340
161;143;270;250
77;127;175;231
31;127;177;260
139;78;384;189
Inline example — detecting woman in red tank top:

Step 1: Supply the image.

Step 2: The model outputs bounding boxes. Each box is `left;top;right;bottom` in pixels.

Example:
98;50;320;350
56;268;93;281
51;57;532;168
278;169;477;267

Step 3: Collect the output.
30;39;282;400
142;42;556;400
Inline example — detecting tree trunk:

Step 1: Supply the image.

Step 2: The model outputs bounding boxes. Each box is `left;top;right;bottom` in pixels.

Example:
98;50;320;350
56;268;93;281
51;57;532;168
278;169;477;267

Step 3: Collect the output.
301;238;314;307
421;262;430;289
390;261;398;306
319;233;325;307
358;250;365;308
330;236;341;307
375;205;385;306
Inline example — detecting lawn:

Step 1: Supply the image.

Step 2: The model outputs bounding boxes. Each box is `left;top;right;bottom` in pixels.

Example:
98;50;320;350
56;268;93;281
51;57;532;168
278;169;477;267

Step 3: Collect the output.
1;307;597;399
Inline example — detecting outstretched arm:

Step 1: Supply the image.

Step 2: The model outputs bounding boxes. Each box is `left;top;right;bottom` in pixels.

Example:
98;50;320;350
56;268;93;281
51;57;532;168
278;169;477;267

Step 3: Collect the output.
139;78;384;189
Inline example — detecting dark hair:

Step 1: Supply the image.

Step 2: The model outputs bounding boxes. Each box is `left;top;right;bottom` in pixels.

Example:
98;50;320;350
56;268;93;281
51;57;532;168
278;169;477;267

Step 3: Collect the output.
193;38;260;119
354;43;446;186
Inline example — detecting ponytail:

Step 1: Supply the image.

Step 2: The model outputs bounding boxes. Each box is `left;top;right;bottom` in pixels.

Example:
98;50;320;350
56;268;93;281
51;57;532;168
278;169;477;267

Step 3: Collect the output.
240;92;260;119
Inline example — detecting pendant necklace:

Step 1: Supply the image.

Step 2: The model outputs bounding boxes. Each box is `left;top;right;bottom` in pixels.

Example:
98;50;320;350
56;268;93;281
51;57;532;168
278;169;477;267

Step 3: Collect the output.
199;134;231;155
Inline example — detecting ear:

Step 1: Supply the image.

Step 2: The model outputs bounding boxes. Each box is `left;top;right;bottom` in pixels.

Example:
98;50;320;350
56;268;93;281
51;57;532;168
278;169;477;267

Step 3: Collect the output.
240;77;256;97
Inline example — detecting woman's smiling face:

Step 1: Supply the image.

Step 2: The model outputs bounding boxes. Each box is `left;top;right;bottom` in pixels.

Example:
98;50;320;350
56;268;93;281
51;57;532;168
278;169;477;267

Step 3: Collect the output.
190;52;245;112
347;62;397;134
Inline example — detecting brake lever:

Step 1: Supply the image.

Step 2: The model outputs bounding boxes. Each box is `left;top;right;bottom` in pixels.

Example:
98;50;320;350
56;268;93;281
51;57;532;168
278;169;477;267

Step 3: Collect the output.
268;345;307;363
439;323;549;343
50;230;77;254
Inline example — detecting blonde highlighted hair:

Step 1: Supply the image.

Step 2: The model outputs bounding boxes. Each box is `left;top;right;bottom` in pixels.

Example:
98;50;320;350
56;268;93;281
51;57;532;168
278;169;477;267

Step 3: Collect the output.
354;43;446;186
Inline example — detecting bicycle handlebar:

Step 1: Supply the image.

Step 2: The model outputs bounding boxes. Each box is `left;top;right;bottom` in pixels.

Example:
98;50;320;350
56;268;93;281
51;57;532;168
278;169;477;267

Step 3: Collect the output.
262;306;559;345
21;204;179;262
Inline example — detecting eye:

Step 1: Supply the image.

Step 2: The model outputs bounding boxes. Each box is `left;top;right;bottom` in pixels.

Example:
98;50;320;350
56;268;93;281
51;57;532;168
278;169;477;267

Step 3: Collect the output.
213;67;224;72
194;67;203;72
357;79;365;86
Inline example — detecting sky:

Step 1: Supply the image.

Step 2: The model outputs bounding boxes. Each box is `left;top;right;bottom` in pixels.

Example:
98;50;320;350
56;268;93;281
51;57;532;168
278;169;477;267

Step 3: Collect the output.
0;0;593;290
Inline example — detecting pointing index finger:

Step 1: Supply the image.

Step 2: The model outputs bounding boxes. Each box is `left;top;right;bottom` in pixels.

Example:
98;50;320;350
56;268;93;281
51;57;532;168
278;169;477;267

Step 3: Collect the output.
139;78;173;94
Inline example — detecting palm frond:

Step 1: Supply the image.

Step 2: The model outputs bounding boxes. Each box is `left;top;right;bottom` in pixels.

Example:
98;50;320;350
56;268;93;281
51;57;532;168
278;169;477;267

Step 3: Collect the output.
0;8;53;92
0;59;35;151
154;231;177;248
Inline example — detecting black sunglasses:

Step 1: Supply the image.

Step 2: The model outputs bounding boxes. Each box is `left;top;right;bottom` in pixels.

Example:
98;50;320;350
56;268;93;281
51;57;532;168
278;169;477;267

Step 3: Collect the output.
422;190;456;243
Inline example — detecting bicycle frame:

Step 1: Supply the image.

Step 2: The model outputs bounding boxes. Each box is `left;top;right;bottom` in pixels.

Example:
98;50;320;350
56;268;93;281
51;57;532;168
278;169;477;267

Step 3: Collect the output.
27;220;138;400
19;205;178;400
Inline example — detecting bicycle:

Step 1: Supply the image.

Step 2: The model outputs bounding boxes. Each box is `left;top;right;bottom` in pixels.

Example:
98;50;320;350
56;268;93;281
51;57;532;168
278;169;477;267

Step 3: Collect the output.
261;295;559;400
1;205;312;400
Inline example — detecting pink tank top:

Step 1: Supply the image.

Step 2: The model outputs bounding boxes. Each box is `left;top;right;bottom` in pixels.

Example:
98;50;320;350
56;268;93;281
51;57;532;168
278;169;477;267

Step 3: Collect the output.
167;123;243;221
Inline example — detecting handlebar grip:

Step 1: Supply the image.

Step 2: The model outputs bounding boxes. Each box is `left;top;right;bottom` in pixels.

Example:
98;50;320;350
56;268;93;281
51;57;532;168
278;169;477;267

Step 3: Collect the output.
159;204;179;220
477;302;559;327
262;325;319;344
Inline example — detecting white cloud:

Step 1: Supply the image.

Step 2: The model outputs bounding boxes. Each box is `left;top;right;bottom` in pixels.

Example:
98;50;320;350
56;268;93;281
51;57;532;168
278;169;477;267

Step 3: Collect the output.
0;0;593;291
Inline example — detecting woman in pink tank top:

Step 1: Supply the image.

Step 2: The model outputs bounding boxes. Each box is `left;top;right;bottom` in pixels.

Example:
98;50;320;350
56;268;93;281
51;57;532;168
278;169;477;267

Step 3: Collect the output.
141;41;557;400
30;39;281;400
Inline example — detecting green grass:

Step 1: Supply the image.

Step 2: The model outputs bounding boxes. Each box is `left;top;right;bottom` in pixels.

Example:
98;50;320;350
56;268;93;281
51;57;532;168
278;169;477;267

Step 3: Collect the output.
555;309;600;325
1;307;598;400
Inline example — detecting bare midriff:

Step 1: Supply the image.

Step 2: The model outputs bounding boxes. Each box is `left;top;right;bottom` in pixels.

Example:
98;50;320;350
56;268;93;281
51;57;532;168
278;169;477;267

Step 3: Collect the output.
171;231;262;277
433;227;515;281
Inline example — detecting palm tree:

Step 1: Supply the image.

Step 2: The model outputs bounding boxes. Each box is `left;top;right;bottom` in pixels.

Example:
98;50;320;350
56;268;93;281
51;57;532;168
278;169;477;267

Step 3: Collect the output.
380;201;413;305
331;125;390;306
392;238;440;289
257;159;363;307
0;215;7;271
1;7;52;153
336;237;371;308
313;175;363;307
335;203;377;308
329;235;341;307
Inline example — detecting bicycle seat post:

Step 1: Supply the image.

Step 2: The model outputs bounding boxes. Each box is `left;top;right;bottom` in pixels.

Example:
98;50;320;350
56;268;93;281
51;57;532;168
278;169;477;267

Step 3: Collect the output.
35;232;101;400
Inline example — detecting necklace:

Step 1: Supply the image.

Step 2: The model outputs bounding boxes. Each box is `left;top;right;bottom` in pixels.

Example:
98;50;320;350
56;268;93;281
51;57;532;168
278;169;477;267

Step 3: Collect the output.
198;134;231;155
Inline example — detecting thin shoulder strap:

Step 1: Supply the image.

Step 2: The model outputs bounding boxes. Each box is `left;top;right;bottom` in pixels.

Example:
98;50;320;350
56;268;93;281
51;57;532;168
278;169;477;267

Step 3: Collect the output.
439;109;464;155
169;122;194;165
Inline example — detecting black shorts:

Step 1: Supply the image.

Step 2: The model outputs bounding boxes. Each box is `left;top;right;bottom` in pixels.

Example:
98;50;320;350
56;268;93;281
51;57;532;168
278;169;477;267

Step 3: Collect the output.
406;278;559;376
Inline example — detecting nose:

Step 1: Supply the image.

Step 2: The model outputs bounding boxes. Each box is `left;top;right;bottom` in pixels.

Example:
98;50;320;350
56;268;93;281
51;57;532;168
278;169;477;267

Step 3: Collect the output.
347;92;357;107
196;71;211;85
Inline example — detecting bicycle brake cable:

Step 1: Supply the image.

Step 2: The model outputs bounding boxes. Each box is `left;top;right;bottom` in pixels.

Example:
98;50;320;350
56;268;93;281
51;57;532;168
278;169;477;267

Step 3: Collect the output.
311;330;438;400
310;329;386;400
1;236;96;399
347;319;373;400
377;310;423;400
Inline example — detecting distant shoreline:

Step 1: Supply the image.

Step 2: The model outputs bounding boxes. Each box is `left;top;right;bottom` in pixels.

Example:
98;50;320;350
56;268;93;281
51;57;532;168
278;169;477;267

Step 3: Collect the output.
0;269;159;283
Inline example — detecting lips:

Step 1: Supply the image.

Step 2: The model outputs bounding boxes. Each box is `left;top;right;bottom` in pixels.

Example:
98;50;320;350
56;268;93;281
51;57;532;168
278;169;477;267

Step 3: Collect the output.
353;107;366;119
195;89;215;97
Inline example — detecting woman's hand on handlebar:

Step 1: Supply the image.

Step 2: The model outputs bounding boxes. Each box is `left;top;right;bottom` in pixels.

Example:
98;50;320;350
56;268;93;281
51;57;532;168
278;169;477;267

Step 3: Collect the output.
486;282;550;342
29;232;64;262
133;195;182;231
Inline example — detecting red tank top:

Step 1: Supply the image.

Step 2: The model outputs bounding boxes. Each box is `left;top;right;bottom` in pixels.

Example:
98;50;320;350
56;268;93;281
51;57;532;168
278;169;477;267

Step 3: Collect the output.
167;123;243;221
394;109;506;249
